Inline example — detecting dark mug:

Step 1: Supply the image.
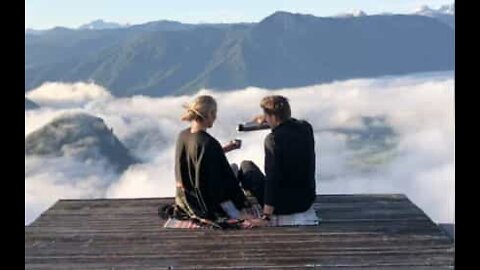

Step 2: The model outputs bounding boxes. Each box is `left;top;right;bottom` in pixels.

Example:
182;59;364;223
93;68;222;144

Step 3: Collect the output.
232;139;242;149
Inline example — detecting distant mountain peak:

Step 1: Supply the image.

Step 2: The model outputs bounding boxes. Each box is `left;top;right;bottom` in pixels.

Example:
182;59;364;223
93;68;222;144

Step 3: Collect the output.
259;11;319;27
263;11;320;21
263;11;296;21
414;4;454;16
25;113;137;172
335;9;368;18
412;3;454;29
352;10;367;17
439;4;455;15
269;11;295;17
79;19;126;30
414;5;434;14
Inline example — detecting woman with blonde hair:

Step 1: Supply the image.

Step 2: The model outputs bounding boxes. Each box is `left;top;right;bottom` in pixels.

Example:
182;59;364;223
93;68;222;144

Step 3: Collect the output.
172;95;254;228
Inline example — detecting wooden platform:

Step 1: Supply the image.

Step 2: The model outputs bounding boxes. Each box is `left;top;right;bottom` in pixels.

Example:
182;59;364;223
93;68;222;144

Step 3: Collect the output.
25;194;454;269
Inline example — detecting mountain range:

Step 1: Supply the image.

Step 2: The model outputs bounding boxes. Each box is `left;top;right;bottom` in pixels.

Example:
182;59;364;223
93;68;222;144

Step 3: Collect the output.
25;6;454;97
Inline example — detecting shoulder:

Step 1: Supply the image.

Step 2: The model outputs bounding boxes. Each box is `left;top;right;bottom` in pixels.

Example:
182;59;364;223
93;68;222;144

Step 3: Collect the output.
177;128;190;138
177;129;216;147
300;119;314;132
291;118;313;133
196;131;221;151
291;118;311;126
176;128;189;144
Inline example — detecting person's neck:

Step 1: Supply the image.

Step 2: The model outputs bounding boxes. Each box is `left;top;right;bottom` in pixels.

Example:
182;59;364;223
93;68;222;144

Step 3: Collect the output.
272;118;289;129
190;121;207;133
271;120;283;129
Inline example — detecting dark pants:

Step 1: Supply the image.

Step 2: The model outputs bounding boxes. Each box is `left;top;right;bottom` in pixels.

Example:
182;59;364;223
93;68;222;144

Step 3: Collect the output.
238;160;266;207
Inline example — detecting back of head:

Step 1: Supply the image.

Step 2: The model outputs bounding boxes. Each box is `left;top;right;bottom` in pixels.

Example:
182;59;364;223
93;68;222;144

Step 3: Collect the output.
181;95;217;122
260;95;291;122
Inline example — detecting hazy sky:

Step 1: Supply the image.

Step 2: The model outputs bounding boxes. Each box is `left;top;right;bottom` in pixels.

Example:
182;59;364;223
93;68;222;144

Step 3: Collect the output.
25;0;453;29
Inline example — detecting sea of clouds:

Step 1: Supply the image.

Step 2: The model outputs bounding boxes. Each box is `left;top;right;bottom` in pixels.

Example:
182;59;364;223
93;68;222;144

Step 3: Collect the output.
25;72;454;225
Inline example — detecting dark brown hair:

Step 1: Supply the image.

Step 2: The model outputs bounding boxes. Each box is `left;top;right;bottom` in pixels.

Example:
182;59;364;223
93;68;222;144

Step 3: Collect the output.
260;95;291;122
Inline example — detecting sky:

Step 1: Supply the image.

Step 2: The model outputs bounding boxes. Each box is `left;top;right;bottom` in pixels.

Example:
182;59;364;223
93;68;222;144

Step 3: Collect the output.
25;71;454;225
25;0;454;29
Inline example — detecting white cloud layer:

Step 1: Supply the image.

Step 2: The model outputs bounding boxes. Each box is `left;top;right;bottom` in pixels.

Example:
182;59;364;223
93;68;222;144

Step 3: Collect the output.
25;81;113;108
25;71;454;225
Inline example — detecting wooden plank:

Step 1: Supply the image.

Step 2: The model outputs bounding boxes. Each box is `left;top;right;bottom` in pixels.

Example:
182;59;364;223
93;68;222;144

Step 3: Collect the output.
24;253;454;269
25;194;454;269
25;264;454;270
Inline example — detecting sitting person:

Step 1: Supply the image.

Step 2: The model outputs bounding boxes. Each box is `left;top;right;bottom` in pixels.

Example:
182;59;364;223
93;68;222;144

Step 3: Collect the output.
238;95;317;227
173;95;254;228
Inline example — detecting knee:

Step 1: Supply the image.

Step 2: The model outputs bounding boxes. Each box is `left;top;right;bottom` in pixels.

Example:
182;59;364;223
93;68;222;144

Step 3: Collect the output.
240;160;255;171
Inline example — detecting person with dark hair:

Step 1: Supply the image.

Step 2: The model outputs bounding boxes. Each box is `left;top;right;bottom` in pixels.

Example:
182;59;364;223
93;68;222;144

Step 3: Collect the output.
239;95;317;226
173;95;255;228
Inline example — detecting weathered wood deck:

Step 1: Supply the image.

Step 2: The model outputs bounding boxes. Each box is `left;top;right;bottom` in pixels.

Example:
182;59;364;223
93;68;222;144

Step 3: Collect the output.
25;194;454;269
